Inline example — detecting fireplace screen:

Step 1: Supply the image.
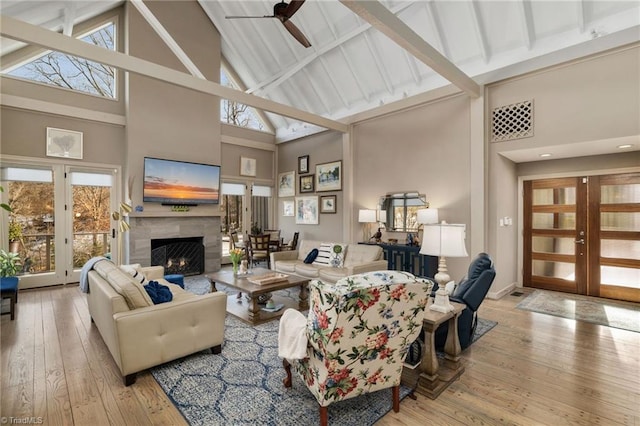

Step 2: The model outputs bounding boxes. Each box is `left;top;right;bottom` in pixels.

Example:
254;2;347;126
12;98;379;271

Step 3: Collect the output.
151;236;204;276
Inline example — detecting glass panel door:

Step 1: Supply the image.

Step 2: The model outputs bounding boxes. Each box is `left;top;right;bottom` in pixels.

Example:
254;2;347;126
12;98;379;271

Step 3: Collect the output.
68;169;115;283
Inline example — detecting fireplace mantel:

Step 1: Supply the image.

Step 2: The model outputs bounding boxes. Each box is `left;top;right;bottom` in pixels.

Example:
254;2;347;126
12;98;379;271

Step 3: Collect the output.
128;216;221;274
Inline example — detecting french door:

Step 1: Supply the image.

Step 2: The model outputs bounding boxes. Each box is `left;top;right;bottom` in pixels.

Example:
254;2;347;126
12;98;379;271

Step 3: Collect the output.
1;159;118;288
523;173;640;302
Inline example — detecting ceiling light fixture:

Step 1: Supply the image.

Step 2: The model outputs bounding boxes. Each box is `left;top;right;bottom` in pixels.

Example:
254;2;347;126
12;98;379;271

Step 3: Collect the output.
617;144;633;149
539;153;552;158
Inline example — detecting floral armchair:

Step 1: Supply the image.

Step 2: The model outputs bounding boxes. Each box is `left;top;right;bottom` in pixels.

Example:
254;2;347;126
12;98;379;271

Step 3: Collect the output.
280;271;433;425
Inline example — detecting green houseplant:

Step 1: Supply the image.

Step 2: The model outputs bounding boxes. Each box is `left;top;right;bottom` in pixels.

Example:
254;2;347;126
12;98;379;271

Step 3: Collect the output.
0;249;21;277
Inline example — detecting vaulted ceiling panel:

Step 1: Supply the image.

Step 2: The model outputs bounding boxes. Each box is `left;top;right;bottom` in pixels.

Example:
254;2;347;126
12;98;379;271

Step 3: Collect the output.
1;0;638;144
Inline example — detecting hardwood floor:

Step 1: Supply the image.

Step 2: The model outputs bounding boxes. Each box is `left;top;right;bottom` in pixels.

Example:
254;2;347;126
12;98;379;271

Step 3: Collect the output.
2;285;639;425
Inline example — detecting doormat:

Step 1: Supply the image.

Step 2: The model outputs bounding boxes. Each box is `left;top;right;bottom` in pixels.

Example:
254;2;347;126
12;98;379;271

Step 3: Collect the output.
516;290;640;333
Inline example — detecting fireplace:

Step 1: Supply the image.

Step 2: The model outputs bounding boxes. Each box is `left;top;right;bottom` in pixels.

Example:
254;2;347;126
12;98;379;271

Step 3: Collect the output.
151;236;204;276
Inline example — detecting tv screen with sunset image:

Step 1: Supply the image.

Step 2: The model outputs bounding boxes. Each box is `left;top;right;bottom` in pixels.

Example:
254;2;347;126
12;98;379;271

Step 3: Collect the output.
143;157;221;205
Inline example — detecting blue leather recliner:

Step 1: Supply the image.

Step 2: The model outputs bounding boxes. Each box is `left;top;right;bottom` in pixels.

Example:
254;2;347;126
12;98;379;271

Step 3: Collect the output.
435;252;496;350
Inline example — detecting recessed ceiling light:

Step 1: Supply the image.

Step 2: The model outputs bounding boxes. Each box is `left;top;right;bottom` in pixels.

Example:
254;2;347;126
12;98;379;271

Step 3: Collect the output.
617;144;633;149
539;153;552;158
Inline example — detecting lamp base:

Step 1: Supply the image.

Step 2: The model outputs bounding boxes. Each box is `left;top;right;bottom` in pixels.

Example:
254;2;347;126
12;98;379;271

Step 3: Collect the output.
429;288;454;312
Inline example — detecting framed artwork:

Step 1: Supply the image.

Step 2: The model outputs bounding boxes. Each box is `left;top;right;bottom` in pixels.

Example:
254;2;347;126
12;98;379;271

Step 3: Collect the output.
298;155;309;174
240;157;256;176
295;196;319;225
299;174;314;193
278;171;295;197
46;127;83;159
320;195;337;214
315;160;342;192
283;200;294;217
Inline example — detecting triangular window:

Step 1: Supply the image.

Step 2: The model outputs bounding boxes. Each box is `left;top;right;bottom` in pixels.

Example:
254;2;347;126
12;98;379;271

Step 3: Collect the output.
5;22;116;98
220;68;267;131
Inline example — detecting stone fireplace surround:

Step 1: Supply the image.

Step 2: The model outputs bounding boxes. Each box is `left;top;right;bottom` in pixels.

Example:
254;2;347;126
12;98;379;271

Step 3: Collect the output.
128;216;221;274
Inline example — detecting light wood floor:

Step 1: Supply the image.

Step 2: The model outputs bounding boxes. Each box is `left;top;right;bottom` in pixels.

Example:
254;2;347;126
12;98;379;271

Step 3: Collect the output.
1;285;639;425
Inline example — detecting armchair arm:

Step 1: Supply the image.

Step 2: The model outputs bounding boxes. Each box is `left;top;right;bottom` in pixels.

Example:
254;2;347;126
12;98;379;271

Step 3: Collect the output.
113;292;227;375
461;270;496;312
270;250;299;266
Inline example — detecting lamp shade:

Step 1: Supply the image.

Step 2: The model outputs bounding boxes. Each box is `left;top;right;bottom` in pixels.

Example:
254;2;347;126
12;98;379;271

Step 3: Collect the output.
417;208;439;224
420;223;469;257
358;209;377;223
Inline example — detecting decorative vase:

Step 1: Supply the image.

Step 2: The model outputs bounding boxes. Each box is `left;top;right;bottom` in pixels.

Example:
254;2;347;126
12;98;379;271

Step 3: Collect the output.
232;262;239;275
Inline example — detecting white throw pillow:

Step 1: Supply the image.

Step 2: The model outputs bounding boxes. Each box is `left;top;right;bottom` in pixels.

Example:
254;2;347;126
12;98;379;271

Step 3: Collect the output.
329;244;347;268
313;243;333;266
120;264;149;285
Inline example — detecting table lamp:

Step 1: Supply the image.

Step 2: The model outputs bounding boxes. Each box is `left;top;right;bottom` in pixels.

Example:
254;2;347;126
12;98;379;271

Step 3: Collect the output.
358;209;377;242
416;208;439;245
420;222;468;312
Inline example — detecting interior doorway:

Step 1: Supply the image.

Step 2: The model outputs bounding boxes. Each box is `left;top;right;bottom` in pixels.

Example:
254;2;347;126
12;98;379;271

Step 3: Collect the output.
523;172;640;303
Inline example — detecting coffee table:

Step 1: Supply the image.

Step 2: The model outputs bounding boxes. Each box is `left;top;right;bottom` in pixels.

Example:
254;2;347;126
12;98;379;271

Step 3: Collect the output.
206;268;309;325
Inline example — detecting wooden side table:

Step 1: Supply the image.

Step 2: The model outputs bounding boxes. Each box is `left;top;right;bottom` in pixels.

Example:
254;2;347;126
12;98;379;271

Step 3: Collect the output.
402;300;466;399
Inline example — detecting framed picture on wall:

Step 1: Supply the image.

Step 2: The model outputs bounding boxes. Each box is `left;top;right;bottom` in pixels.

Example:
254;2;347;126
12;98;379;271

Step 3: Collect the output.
315;160;342;192
295;196;319;225
240;157;257;176
299;174;314;193
298;155;309;174
320;195;336;214
283;200;294;217
278;171;295;197
46;127;83;159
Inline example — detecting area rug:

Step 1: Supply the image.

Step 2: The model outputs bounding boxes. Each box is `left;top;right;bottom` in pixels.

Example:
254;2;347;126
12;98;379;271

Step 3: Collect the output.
151;313;413;426
516;290;640;333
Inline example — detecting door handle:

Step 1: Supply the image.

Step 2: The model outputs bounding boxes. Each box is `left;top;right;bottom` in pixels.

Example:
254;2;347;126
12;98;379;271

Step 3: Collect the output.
575;239;585;244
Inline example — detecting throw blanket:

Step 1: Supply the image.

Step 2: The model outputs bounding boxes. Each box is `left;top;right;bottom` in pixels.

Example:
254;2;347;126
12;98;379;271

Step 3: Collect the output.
144;280;173;304
278;309;308;360
79;256;108;293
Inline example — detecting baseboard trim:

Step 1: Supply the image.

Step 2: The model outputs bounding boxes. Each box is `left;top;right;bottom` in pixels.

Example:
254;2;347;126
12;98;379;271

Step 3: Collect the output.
487;282;518;300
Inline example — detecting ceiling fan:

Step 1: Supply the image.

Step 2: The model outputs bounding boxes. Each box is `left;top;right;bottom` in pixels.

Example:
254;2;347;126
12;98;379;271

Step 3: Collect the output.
225;0;311;48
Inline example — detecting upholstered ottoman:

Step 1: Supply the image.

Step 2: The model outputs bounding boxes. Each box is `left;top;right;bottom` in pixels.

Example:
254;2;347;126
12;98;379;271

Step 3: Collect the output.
1;276;19;320
164;274;185;288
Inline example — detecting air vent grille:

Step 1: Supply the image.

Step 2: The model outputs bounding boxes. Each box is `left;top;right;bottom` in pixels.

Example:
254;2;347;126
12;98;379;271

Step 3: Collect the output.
491;100;534;142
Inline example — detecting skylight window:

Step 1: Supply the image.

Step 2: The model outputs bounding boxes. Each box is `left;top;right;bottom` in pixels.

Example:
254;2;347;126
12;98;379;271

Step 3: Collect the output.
5;22;116;98
220;69;266;131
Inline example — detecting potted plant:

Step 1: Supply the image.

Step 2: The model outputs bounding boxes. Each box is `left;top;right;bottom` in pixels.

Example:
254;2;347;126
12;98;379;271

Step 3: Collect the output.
0;249;21;278
8;220;22;253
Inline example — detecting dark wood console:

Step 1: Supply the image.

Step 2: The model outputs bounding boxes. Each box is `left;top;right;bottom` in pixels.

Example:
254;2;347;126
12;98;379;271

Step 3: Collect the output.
362;242;438;278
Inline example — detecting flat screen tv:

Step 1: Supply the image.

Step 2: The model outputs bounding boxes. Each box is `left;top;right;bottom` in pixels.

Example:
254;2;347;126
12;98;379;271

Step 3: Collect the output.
143;157;221;205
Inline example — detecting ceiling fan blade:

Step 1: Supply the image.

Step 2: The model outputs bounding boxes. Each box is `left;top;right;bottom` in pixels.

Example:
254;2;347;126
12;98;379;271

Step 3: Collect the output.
283;0;305;19
226;15;275;19
283;20;311;48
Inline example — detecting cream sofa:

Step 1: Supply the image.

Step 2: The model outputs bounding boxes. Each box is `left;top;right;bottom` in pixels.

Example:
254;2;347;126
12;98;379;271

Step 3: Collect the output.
86;259;227;385
270;240;387;283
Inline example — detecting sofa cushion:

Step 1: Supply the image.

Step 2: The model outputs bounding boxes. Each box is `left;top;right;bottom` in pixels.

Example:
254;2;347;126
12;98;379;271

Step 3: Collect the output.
294;263;322;278
275;260;298;274
93;260;153;309
296;240;322;261
344;244;382;267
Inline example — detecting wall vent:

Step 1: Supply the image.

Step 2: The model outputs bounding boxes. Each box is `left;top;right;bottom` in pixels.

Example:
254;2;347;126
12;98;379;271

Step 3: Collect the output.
491;100;534;142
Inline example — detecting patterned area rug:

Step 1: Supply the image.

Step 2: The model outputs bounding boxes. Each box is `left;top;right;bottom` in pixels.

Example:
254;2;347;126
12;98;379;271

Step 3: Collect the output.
516;290;640;333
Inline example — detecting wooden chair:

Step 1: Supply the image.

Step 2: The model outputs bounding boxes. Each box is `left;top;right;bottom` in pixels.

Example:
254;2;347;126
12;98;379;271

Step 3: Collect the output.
281;232;299;251
229;231;247;259
264;229;282;252
248;234;271;268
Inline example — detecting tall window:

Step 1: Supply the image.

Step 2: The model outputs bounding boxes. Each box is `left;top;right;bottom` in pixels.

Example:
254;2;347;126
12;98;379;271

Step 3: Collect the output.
5;22;116;98
220;68;265;131
251;184;272;233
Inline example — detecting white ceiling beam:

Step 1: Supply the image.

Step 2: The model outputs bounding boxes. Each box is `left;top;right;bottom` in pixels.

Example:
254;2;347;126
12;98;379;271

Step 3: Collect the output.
339;0;481;98
517;0;535;50
62;2;76;36
469;0;489;63
0;15;348;133
249;1;414;97
129;0;205;79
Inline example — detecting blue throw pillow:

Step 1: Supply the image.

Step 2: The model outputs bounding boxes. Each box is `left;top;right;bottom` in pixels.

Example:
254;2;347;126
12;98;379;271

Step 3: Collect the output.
144;280;173;304
303;248;319;264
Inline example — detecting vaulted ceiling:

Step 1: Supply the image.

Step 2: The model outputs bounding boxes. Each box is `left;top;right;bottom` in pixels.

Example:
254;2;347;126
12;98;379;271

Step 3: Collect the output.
1;0;639;143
